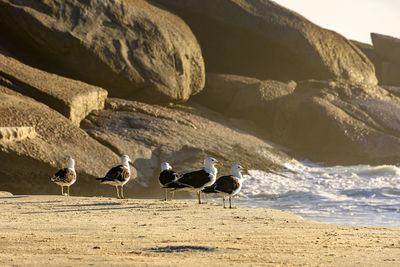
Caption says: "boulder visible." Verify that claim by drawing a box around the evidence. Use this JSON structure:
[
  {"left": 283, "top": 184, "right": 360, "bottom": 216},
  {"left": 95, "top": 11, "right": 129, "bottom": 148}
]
[
  {"left": 81, "top": 98, "right": 292, "bottom": 198},
  {"left": 152, "top": 0, "right": 377, "bottom": 85},
  {"left": 351, "top": 40, "right": 383, "bottom": 81},
  {"left": 0, "top": 50, "right": 107, "bottom": 125},
  {"left": 268, "top": 80, "right": 400, "bottom": 164},
  {"left": 0, "top": 84, "right": 120, "bottom": 196},
  {"left": 0, "top": 0, "right": 205, "bottom": 102},
  {"left": 380, "top": 61, "right": 400, "bottom": 87},
  {"left": 353, "top": 37, "right": 400, "bottom": 87},
  {"left": 371, "top": 33, "right": 400, "bottom": 66},
  {"left": 194, "top": 73, "right": 296, "bottom": 123}
]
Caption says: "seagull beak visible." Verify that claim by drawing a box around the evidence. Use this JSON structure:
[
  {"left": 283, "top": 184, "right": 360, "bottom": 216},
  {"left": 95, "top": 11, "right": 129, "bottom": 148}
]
[
  {"left": 216, "top": 162, "right": 223, "bottom": 166},
  {"left": 242, "top": 169, "right": 250, "bottom": 175}
]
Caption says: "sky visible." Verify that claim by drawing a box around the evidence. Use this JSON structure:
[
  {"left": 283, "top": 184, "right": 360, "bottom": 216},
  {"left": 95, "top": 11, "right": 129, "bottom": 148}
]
[{"left": 273, "top": 0, "right": 400, "bottom": 44}]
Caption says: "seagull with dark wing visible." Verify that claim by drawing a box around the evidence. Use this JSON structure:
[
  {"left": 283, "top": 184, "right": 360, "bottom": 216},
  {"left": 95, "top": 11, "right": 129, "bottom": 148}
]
[
  {"left": 158, "top": 162, "right": 180, "bottom": 201},
  {"left": 202, "top": 164, "right": 249, "bottom": 208},
  {"left": 51, "top": 157, "right": 77, "bottom": 196},
  {"left": 164, "top": 157, "right": 223, "bottom": 204},
  {"left": 96, "top": 155, "right": 132, "bottom": 199}
]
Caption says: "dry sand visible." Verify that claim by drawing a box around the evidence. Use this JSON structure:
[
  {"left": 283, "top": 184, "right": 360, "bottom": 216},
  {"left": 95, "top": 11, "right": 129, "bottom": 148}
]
[{"left": 0, "top": 193, "right": 399, "bottom": 266}]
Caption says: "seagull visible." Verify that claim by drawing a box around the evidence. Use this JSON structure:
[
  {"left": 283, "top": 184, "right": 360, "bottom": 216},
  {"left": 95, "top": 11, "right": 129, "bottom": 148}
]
[
  {"left": 158, "top": 162, "right": 180, "bottom": 201},
  {"left": 96, "top": 155, "right": 132, "bottom": 199},
  {"left": 164, "top": 157, "right": 223, "bottom": 204},
  {"left": 202, "top": 164, "right": 249, "bottom": 208},
  {"left": 51, "top": 157, "right": 77, "bottom": 196}
]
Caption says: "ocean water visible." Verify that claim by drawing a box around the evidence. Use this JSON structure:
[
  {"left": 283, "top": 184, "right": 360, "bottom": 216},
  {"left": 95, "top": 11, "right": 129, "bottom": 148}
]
[{"left": 231, "top": 160, "right": 400, "bottom": 228}]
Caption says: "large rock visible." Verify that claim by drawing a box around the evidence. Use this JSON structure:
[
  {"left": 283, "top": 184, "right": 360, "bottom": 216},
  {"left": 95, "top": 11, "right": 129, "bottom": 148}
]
[
  {"left": 81, "top": 98, "right": 292, "bottom": 198},
  {"left": 353, "top": 38, "right": 400, "bottom": 87},
  {"left": 152, "top": 0, "right": 377, "bottom": 85},
  {"left": 194, "top": 73, "right": 296, "bottom": 122},
  {"left": 0, "top": 50, "right": 107, "bottom": 125},
  {"left": 371, "top": 33, "right": 400, "bottom": 66},
  {"left": 269, "top": 80, "right": 400, "bottom": 164},
  {"left": 380, "top": 61, "right": 400, "bottom": 86},
  {"left": 0, "top": 84, "right": 120, "bottom": 196},
  {"left": 351, "top": 40, "right": 383, "bottom": 80},
  {"left": 0, "top": 0, "right": 205, "bottom": 102}
]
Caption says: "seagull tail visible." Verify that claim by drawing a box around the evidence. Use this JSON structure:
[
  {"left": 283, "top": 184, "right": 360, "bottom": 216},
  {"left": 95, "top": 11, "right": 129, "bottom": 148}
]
[
  {"left": 202, "top": 186, "right": 217, "bottom": 194},
  {"left": 163, "top": 181, "right": 190, "bottom": 189},
  {"left": 96, "top": 177, "right": 106, "bottom": 182}
]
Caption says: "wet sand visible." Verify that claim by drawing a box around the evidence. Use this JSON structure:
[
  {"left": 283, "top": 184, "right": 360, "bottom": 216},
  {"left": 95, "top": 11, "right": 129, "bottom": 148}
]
[{"left": 0, "top": 193, "right": 399, "bottom": 266}]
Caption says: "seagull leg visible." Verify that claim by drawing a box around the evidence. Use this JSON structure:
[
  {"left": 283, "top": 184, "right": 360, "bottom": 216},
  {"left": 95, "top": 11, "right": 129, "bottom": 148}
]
[
  {"left": 61, "top": 186, "right": 63, "bottom": 195},
  {"left": 197, "top": 191, "right": 201, "bottom": 204},
  {"left": 164, "top": 188, "right": 167, "bottom": 201},
  {"left": 223, "top": 197, "right": 226, "bottom": 208},
  {"left": 115, "top": 186, "right": 120, "bottom": 199},
  {"left": 67, "top": 186, "right": 70, "bottom": 196},
  {"left": 171, "top": 191, "right": 175, "bottom": 201},
  {"left": 120, "top": 186, "right": 124, "bottom": 199},
  {"left": 229, "top": 197, "right": 232, "bottom": 209}
]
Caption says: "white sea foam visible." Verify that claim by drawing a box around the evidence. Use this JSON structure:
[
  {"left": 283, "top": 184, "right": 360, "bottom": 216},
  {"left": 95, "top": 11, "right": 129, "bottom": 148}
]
[{"left": 234, "top": 160, "right": 400, "bottom": 227}]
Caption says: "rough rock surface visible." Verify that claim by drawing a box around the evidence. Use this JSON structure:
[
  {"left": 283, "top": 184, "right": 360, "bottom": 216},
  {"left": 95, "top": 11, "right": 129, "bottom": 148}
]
[
  {"left": 353, "top": 38, "right": 400, "bottom": 87},
  {"left": 351, "top": 40, "right": 383, "bottom": 81},
  {"left": 0, "top": 127, "right": 36, "bottom": 142},
  {"left": 81, "top": 98, "right": 292, "bottom": 197},
  {"left": 380, "top": 61, "right": 400, "bottom": 86},
  {"left": 152, "top": 0, "right": 377, "bottom": 85},
  {"left": 194, "top": 73, "right": 296, "bottom": 121},
  {"left": 0, "top": 0, "right": 205, "bottom": 102},
  {"left": 0, "top": 50, "right": 107, "bottom": 125},
  {"left": 268, "top": 80, "right": 400, "bottom": 164},
  {"left": 371, "top": 33, "right": 400, "bottom": 66},
  {"left": 0, "top": 85, "right": 120, "bottom": 196}
]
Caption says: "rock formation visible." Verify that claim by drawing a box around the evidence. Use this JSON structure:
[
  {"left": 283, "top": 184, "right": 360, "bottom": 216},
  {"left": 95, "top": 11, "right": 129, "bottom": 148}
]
[
  {"left": 268, "top": 80, "right": 400, "bottom": 164},
  {"left": 371, "top": 33, "right": 400, "bottom": 66},
  {"left": 353, "top": 34, "right": 400, "bottom": 87},
  {"left": 152, "top": 0, "right": 377, "bottom": 85},
  {"left": 194, "top": 73, "right": 296, "bottom": 121},
  {"left": 1, "top": 0, "right": 399, "bottom": 197},
  {"left": 0, "top": 0, "right": 205, "bottom": 102},
  {"left": 0, "top": 50, "right": 107, "bottom": 125}
]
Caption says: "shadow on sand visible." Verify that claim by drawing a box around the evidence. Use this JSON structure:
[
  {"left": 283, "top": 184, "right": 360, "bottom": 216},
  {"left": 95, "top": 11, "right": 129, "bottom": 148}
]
[
  {"left": 150, "top": 246, "right": 215, "bottom": 253},
  {"left": 0, "top": 195, "right": 28, "bottom": 199}
]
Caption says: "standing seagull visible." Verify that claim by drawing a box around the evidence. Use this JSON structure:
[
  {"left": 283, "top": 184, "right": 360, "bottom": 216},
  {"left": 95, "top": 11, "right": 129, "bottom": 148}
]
[
  {"left": 51, "top": 157, "right": 77, "bottom": 196},
  {"left": 96, "top": 155, "right": 132, "bottom": 199},
  {"left": 202, "top": 165, "right": 249, "bottom": 208},
  {"left": 164, "top": 157, "right": 223, "bottom": 204},
  {"left": 158, "top": 162, "right": 180, "bottom": 201}
]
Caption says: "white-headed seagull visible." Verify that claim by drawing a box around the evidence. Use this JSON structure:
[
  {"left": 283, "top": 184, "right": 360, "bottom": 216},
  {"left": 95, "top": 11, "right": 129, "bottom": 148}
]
[
  {"left": 164, "top": 157, "right": 223, "bottom": 204},
  {"left": 96, "top": 155, "right": 132, "bottom": 199},
  {"left": 202, "top": 164, "right": 249, "bottom": 208},
  {"left": 158, "top": 162, "right": 180, "bottom": 201},
  {"left": 51, "top": 157, "right": 77, "bottom": 196}
]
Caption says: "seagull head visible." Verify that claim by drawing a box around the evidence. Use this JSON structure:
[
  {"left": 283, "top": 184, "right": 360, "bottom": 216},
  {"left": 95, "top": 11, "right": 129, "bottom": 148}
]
[
  {"left": 66, "top": 156, "right": 75, "bottom": 169},
  {"left": 161, "top": 162, "right": 172, "bottom": 171},
  {"left": 121, "top": 155, "right": 132, "bottom": 164},
  {"left": 231, "top": 164, "right": 249, "bottom": 177},
  {"left": 204, "top": 157, "right": 223, "bottom": 168}
]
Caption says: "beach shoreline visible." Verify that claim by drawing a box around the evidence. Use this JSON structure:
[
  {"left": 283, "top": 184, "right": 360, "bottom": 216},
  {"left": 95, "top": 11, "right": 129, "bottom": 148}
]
[{"left": 0, "top": 194, "right": 399, "bottom": 266}]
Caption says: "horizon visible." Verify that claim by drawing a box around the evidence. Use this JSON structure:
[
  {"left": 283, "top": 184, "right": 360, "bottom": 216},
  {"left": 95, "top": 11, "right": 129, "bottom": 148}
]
[{"left": 273, "top": 0, "right": 400, "bottom": 44}]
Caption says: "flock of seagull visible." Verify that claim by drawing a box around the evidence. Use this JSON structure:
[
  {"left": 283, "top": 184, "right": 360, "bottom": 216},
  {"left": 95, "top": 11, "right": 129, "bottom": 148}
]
[{"left": 51, "top": 155, "right": 249, "bottom": 208}]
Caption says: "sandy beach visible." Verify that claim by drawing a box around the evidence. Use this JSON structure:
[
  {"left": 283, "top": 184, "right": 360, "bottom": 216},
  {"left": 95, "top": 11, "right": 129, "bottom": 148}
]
[{"left": 0, "top": 193, "right": 399, "bottom": 266}]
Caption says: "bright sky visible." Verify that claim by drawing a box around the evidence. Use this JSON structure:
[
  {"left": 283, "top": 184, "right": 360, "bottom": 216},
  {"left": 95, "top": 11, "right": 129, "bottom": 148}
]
[{"left": 273, "top": 0, "right": 400, "bottom": 44}]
